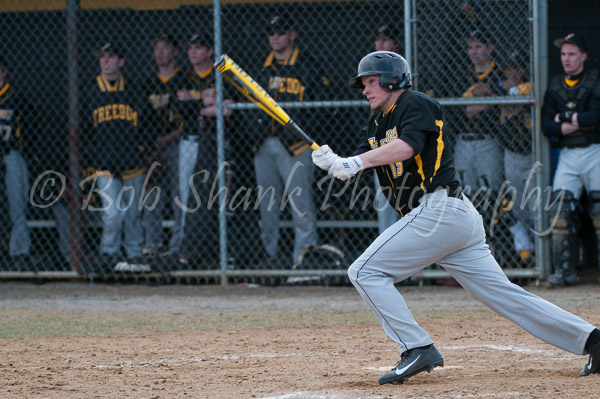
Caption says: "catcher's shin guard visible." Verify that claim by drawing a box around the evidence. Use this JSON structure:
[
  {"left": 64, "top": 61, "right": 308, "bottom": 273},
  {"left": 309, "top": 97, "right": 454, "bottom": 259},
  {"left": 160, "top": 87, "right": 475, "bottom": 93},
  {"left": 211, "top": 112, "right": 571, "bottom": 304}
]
[
  {"left": 548, "top": 190, "right": 579, "bottom": 286},
  {"left": 589, "top": 190, "right": 600, "bottom": 275}
]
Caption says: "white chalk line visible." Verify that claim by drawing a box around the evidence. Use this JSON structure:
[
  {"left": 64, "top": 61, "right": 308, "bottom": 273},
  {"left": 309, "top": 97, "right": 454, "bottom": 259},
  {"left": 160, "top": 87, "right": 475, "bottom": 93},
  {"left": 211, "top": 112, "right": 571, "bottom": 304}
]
[
  {"left": 93, "top": 344, "right": 579, "bottom": 369},
  {"left": 93, "top": 350, "right": 361, "bottom": 369}
]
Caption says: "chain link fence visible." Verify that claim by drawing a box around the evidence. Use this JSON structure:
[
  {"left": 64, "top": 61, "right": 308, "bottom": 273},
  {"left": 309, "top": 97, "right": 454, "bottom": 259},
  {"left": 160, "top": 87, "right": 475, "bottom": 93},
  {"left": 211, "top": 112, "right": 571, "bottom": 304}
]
[{"left": 0, "top": 0, "right": 545, "bottom": 284}]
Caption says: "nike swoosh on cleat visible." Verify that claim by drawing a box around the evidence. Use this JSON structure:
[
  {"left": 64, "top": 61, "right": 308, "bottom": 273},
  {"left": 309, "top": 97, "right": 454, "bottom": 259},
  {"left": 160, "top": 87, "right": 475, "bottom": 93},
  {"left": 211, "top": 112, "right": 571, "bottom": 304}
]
[{"left": 395, "top": 355, "right": 420, "bottom": 375}]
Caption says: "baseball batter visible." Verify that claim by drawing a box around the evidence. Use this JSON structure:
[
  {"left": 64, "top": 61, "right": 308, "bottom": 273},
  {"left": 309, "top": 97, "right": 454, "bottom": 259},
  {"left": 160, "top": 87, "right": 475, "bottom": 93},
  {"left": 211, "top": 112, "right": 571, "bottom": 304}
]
[{"left": 312, "top": 51, "right": 600, "bottom": 384}]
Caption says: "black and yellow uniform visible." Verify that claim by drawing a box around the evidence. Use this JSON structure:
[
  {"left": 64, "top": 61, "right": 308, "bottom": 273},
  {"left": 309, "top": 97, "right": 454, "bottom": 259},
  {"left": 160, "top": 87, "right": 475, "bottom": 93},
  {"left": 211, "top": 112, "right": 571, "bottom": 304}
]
[
  {"left": 256, "top": 45, "right": 331, "bottom": 156},
  {"left": 82, "top": 74, "right": 150, "bottom": 178},
  {"left": 142, "top": 68, "right": 189, "bottom": 251},
  {"left": 353, "top": 91, "right": 459, "bottom": 216},
  {"left": 461, "top": 60, "right": 505, "bottom": 134},
  {"left": 171, "top": 64, "right": 222, "bottom": 264},
  {"left": 542, "top": 68, "right": 600, "bottom": 148},
  {"left": 174, "top": 64, "right": 219, "bottom": 166},
  {"left": 0, "top": 82, "right": 24, "bottom": 154},
  {"left": 500, "top": 82, "right": 532, "bottom": 154},
  {"left": 145, "top": 68, "right": 188, "bottom": 144},
  {"left": 0, "top": 80, "right": 31, "bottom": 258}
]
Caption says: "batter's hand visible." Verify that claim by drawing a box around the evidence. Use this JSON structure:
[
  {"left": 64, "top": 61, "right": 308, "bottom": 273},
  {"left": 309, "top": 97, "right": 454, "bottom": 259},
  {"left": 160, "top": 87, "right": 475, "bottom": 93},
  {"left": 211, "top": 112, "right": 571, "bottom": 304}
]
[
  {"left": 328, "top": 156, "right": 364, "bottom": 181},
  {"left": 311, "top": 145, "right": 338, "bottom": 171}
]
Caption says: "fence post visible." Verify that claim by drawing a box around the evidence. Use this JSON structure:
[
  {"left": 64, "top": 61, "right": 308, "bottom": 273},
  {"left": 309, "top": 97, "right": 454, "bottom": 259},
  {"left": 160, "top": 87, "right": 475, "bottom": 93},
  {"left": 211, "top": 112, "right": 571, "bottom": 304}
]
[
  {"left": 67, "top": 0, "right": 84, "bottom": 274},
  {"left": 533, "top": 0, "right": 552, "bottom": 279},
  {"left": 213, "top": 0, "right": 228, "bottom": 285}
]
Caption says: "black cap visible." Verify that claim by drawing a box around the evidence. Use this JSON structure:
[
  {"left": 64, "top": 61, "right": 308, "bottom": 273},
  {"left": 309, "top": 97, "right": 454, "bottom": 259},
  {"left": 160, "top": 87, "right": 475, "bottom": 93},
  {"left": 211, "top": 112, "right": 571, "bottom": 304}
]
[
  {"left": 554, "top": 33, "right": 588, "bottom": 53},
  {"left": 267, "top": 15, "right": 292, "bottom": 35},
  {"left": 0, "top": 57, "right": 7, "bottom": 68},
  {"left": 465, "top": 29, "right": 491, "bottom": 45},
  {"left": 371, "top": 24, "right": 401, "bottom": 41},
  {"left": 94, "top": 42, "right": 125, "bottom": 58},
  {"left": 153, "top": 33, "right": 178, "bottom": 48},
  {"left": 505, "top": 49, "right": 527, "bottom": 67},
  {"left": 186, "top": 33, "right": 212, "bottom": 49}
]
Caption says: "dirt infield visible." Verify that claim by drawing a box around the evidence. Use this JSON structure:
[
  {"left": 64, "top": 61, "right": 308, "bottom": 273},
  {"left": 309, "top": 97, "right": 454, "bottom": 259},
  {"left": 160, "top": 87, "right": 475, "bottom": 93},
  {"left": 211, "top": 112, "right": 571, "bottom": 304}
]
[{"left": 1, "top": 281, "right": 599, "bottom": 398}]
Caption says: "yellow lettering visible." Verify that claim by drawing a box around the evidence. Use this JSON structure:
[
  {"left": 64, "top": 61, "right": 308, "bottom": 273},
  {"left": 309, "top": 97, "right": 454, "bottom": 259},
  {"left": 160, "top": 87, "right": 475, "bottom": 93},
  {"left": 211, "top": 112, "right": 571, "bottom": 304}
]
[
  {"left": 98, "top": 107, "right": 105, "bottom": 124},
  {"left": 119, "top": 104, "right": 126, "bottom": 120}
]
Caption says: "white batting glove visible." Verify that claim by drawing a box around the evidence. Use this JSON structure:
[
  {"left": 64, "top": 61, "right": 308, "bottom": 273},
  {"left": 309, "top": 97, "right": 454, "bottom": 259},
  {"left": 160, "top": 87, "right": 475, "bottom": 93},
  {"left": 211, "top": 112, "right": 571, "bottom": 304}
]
[
  {"left": 311, "top": 145, "right": 338, "bottom": 171},
  {"left": 328, "top": 156, "right": 364, "bottom": 181}
]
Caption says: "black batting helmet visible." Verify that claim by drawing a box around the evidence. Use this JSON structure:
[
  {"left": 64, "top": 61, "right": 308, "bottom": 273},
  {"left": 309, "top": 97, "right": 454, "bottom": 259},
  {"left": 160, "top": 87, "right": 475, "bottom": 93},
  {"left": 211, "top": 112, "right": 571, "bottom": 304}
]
[{"left": 348, "top": 51, "right": 411, "bottom": 91}]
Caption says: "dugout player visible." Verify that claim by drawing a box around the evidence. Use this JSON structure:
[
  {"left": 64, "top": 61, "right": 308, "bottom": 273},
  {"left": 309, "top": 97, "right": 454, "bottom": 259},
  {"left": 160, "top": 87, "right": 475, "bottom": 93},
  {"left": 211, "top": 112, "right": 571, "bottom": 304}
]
[
  {"left": 172, "top": 33, "right": 233, "bottom": 266},
  {"left": 252, "top": 15, "right": 331, "bottom": 265},
  {"left": 542, "top": 33, "right": 600, "bottom": 286},
  {"left": 83, "top": 42, "right": 151, "bottom": 262},
  {"left": 312, "top": 51, "right": 600, "bottom": 384},
  {"left": 499, "top": 50, "right": 535, "bottom": 263},
  {"left": 455, "top": 29, "right": 504, "bottom": 195},
  {"left": 0, "top": 57, "right": 32, "bottom": 269},
  {"left": 141, "top": 33, "right": 188, "bottom": 260}
]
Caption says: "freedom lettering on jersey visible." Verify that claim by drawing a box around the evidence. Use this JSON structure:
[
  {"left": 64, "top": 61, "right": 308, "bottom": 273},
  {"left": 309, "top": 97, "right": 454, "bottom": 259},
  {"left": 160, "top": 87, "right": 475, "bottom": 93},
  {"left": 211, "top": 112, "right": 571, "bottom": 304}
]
[
  {"left": 268, "top": 76, "right": 306, "bottom": 100},
  {"left": 368, "top": 125, "right": 403, "bottom": 178},
  {"left": 187, "top": 88, "right": 217, "bottom": 101},
  {"left": 93, "top": 103, "right": 138, "bottom": 127},
  {"left": 148, "top": 93, "right": 170, "bottom": 110}
]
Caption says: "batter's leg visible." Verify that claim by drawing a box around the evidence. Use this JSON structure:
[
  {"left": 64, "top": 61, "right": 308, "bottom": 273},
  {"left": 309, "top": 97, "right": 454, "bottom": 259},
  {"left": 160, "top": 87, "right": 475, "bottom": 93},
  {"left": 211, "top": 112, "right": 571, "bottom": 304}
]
[
  {"left": 439, "top": 195, "right": 595, "bottom": 355},
  {"left": 348, "top": 190, "right": 473, "bottom": 351}
]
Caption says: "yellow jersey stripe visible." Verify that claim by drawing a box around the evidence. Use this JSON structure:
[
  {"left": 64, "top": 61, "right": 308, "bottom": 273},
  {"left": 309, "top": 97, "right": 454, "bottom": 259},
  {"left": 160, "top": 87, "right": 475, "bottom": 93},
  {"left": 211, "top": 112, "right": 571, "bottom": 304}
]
[{"left": 431, "top": 119, "right": 445, "bottom": 182}]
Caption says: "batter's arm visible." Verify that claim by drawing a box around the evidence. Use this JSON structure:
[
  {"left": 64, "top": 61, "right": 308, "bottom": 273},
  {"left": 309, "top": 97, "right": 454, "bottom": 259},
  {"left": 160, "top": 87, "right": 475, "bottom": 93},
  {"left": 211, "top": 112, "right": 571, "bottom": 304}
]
[{"left": 358, "top": 138, "right": 415, "bottom": 169}]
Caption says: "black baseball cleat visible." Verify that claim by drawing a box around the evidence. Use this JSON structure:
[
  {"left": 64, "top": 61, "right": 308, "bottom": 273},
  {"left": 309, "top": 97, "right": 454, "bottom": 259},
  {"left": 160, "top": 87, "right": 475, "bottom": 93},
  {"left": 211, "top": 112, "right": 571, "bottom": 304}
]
[
  {"left": 378, "top": 344, "right": 444, "bottom": 385},
  {"left": 580, "top": 341, "right": 600, "bottom": 377}
]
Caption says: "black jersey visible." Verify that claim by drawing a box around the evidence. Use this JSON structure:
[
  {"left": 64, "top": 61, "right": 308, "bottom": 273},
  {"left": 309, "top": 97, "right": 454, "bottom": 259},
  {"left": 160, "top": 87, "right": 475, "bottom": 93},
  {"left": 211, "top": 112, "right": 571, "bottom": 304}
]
[
  {"left": 500, "top": 82, "right": 533, "bottom": 154},
  {"left": 542, "top": 69, "right": 600, "bottom": 148},
  {"left": 175, "top": 65, "right": 218, "bottom": 137},
  {"left": 82, "top": 74, "right": 150, "bottom": 177},
  {"left": 257, "top": 46, "right": 331, "bottom": 155},
  {"left": 460, "top": 60, "right": 505, "bottom": 134},
  {"left": 144, "top": 68, "right": 188, "bottom": 141},
  {"left": 353, "top": 91, "right": 459, "bottom": 216},
  {"left": 0, "top": 82, "right": 24, "bottom": 155}
]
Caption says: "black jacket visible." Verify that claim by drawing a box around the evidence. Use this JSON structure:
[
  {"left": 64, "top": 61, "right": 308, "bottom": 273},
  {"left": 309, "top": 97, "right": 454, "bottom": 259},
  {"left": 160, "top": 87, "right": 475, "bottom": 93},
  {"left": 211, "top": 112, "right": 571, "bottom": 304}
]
[
  {"left": 254, "top": 46, "right": 331, "bottom": 156},
  {"left": 82, "top": 74, "right": 151, "bottom": 178}
]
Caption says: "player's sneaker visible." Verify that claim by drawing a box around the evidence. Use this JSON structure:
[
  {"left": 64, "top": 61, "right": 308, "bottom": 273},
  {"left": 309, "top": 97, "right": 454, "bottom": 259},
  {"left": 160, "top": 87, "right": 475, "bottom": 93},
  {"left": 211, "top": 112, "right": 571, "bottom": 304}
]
[
  {"left": 378, "top": 344, "right": 444, "bottom": 385},
  {"left": 580, "top": 341, "right": 600, "bottom": 377}
]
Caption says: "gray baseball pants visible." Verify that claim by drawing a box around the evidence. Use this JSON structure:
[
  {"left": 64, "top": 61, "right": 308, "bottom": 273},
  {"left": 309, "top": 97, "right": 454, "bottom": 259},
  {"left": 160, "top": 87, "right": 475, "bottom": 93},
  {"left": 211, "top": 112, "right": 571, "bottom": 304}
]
[
  {"left": 4, "top": 150, "right": 31, "bottom": 257},
  {"left": 348, "top": 189, "right": 595, "bottom": 355},
  {"left": 552, "top": 143, "right": 600, "bottom": 199},
  {"left": 254, "top": 137, "right": 317, "bottom": 262}
]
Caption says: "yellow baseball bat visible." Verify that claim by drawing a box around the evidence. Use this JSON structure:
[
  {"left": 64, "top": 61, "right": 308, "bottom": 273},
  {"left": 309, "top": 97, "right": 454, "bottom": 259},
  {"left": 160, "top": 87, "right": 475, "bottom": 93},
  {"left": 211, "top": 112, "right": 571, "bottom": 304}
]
[{"left": 214, "top": 54, "right": 320, "bottom": 151}]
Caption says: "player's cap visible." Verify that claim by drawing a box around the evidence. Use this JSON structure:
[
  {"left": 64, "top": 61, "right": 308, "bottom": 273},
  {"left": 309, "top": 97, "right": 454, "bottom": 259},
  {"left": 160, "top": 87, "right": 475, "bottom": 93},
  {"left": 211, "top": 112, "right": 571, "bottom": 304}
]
[
  {"left": 554, "top": 33, "right": 588, "bottom": 53},
  {"left": 505, "top": 49, "right": 527, "bottom": 67},
  {"left": 0, "top": 57, "right": 7, "bottom": 68},
  {"left": 465, "top": 29, "right": 491, "bottom": 45},
  {"left": 186, "top": 33, "right": 212, "bottom": 49},
  {"left": 153, "top": 33, "right": 178, "bottom": 48},
  {"left": 371, "top": 24, "right": 400, "bottom": 41},
  {"left": 94, "top": 42, "right": 125, "bottom": 58},
  {"left": 267, "top": 14, "right": 292, "bottom": 35}
]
